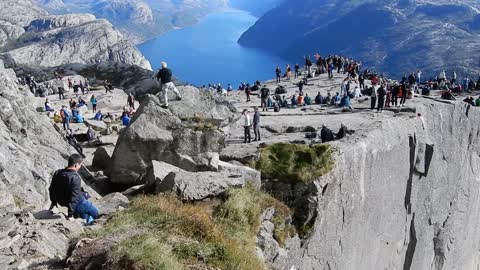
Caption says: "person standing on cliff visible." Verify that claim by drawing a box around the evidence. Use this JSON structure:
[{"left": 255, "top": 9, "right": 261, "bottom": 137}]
[
  {"left": 253, "top": 107, "right": 261, "bottom": 142},
  {"left": 275, "top": 66, "right": 282, "bottom": 83},
  {"left": 260, "top": 85, "right": 270, "bottom": 112},
  {"left": 294, "top": 63, "right": 300, "bottom": 78},
  {"left": 127, "top": 93, "right": 136, "bottom": 110},
  {"left": 243, "top": 109, "right": 252, "bottom": 144},
  {"left": 377, "top": 85, "right": 386, "bottom": 112},
  {"left": 156, "top": 62, "right": 182, "bottom": 108}
]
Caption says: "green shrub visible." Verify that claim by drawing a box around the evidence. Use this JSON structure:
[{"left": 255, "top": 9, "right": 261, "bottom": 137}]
[{"left": 256, "top": 143, "right": 334, "bottom": 183}]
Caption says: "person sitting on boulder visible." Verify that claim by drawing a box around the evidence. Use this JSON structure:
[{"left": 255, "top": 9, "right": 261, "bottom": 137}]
[
  {"left": 321, "top": 124, "right": 335, "bottom": 143},
  {"left": 86, "top": 126, "right": 96, "bottom": 144},
  {"left": 331, "top": 92, "right": 341, "bottom": 106},
  {"left": 120, "top": 112, "right": 130, "bottom": 126},
  {"left": 77, "top": 97, "right": 87, "bottom": 108},
  {"left": 69, "top": 98, "right": 77, "bottom": 110},
  {"left": 156, "top": 61, "right": 182, "bottom": 108},
  {"left": 49, "top": 154, "right": 98, "bottom": 225},
  {"left": 336, "top": 123, "right": 351, "bottom": 140},
  {"left": 304, "top": 93, "right": 312, "bottom": 105},
  {"left": 72, "top": 109, "right": 83, "bottom": 123},
  {"left": 94, "top": 110, "right": 104, "bottom": 121},
  {"left": 340, "top": 94, "right": 353, "bottom": 112},
  {"left": 44, "top": 98, "right": 54, "bottom": 112},
  {"left": 325, "top": 92, "right": 332, "bottom": 105}
]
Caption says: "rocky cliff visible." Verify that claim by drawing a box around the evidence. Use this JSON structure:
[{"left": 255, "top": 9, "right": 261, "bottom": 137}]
[
  {"left": 272, "top": 99, "right": 480, "bottom": 270},
  {"left": 239, "top": 0, "right": 480, "bottom": 78}
]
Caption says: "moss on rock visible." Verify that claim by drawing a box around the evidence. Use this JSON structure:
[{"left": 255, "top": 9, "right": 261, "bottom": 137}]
[{"left": 256, "top": 143, "right": 335, "bottom": 183}]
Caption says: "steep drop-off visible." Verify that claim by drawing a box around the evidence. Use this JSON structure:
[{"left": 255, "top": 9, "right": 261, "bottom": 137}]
[{"left": 281, "top": 99, "right": 480, "bottom": 269}]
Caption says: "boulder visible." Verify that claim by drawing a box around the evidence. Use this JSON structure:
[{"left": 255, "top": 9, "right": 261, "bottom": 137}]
[
  {"left": 84, "top": 119, "right": 108, "bottom": 132},
  {"left": 143, "top": 161, "right": 181, "bottom": 194},
  {"left": 108, "top": 92, "right": 237, "bottom": 186},
  {"left": 155, "top": 167, "right": 246, "bottom": 201},
  {"left": 92, "top": 146, "right": 114, "bottom": 170},
  {"left": 218, "top": 160, "right": 261, "bottom": 188},
  {"left": 95, "top": 193, "right": 129, "bottom": 215}
]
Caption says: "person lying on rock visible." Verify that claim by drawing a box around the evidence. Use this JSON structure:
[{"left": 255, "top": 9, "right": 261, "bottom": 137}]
[
  {"left": 156, "top": 61, "right": 182, "bottom": 108},
  {"left": 49, "top": 154, "right": 99, "bottom": 225}
]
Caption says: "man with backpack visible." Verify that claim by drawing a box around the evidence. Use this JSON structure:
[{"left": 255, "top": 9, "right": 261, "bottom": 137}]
[
  {"left": 49, "top": 154, "right": 98, "bottom": 225},
  {"left": 60, "top": 105, "right": 71, "bottom": 130},
  {"left": 275, "top": 66, "right": 282, "bottom": 83},
  {"left": 260, "top": 85, "right": 270, "bottom": 112}
]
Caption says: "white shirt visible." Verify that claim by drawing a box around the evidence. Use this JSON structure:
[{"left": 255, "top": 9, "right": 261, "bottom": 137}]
[{"left": 244, "top": 114, "right": 252, "bottom": 127}]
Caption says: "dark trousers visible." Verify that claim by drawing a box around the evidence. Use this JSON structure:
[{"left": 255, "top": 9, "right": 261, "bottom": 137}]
[
  {"left": 254, "top": 125, "right": 260, "bottom": 141},
  {"left": 276, "top": 75, "right": 281, "bottom": 83},
  {"left": 244, "top": 126, "right": 251, "bottom": 143},
  {"left": 328, "top": 70, "right": 333, "bottom": 78},
  {"left": 92, "top": 104, "right": 97, "bottom": 112},
  {"left": 401, "top": 93, "right": 407, "bottom": 104},
  {"left": 392, "top": 95, "right": 398, "bottom": 106},
  {"left": 59, "top": 92, "right": 65, "bottom": 100},
  {"left": 377, "top": 98, "right": 385, "bottom": 112},
  {"left": 359, "top": 81, "right": 364, "bottom": 89},
  {"left": 370, "top": 97, "right": 377, "bottom": 110}
]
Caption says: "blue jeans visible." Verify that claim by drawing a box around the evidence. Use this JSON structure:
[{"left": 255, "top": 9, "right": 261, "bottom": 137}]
[
  {"left": 75, "top": 198, "right": 99, "bottom": 221},
  {"left": 63, "top": 118, "right": 70, "bottom": 130}
]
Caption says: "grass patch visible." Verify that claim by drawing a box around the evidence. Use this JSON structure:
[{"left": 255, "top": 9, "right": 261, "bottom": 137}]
[
  {"left": 90, "top": 186, "right": 293, "bottom": 270},
  {"left": 256, "top": 143, "right": 334, "bottom": 183}
]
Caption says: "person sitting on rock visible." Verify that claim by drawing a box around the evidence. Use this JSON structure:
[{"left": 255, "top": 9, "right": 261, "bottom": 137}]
[
  {"left": 325, "top": 92, "right": 332, "bottom": 105},
  {"left": 156, "top": 61, "right": 182, "bottom": 108},
  {"left": 86, "top": 126, "right": 96, "bottom": 144},
  {"left": 120, "top": 112, "right": 130, "bottom": 126},
  {"left": 291, "top": 95, "right": 298, "bottom": 107},
  {"left": 72, "top": 109, "right": 83, "bottom": 123},
  {"left": 69, "top": 98, "right": 77, "bottom": 110},
  {"left": 332, "top": 92, "right": 341, "bottom": 106},
  {"left": 340, "top": 94, "right": 353, "bottom": 112},
  {"left": 315, "top": 92, "right": 324, "bottom": 104},
  {"left": 49, "top": 154, "right": 98, "bottom": 225},
  {"left": 77, "top": 97, "right": 87, "bottom": 108},
  {"left": 304, "top": 93, "right": 312, "bottom": 105},
  {"left": 463, "top": 96, "right": 475, "bottom": 106},
  {"left": 336, "top": 123, "right": 351, "bottom": 140},
  {"left": 44, "top": 98, "right": 54, "bottom": 112},
  {"left": 297, "top": 94, "right": 304, "bottom": 105},
  {"left": 321, "top": 124, "right": 335, "bottom": 143},
  {"left": 441, "top": 90, "right": 456, "bottom": 100}
]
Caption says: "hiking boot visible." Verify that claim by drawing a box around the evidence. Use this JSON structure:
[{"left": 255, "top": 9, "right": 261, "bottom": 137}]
[{"left": 162, "top": 104, "right": 169, "bottom": 109}]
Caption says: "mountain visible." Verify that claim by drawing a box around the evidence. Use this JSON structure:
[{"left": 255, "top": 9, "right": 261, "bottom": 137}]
[
  {"left": 239, "top": 0, "right": 480, "bottom": 79},
  {"left": 33, "top": 0, "right": 230, "bottom": 44}
]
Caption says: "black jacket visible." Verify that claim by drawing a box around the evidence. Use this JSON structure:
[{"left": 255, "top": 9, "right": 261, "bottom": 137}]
[
  {"left": 321, "top": 127, "right": 335, "bottom": 143},
  {"left": 156, "top": 68, "right": 173, "bottom": 84},
  {"left": 49, "top": 169, "right": 83, "bottom": 217}
]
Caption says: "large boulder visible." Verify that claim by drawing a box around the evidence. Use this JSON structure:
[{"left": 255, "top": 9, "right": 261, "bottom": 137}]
[
  {"left": 218, "top": 160, "right": 261, "bottom": 188},
  {"left": 108, "top": 91, "right": 238, "bottom": 186},
  {"left": 159, "top": 168, "right": 246, "bottom": 201},
  {"left": 95, "top": 193, "right": 129, "bottom": 215},
  {"left": 143, "top": 161, "right": 181, "bottom": 194},
  {"left": 84, "top": 119, "right": 108, "bottom": 132}
]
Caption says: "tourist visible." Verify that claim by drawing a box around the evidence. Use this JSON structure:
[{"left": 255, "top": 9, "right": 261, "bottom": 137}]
[
  {"left": 49, "top": 154, "right": 99, "bottom": 225},
  {"left": 370, "top": 86, "right": 377, "bottom": 111},
  {"left": 305, "top": 56, "right": 313, "bottom": 75},
  {"left": 94, "top": 110, "right": 104, "bottom": 121},
  {"left": 243, "top": 109, "right": 252, "bottom": 143},
  {"left": 325, "top": 92, "right": 332, "bottom": 104},
  {"left": 291, "top": 95, "right": 298, "bottom": 107},
  {"left": 439, "top": 70, "right": 447, "bottom": 82},
  {"left": 90, "top": 94, "right": 97, "bottom": 113},
  {"left": 463, "top": 77, "right": 471, "bottom": 93},
  {"left": 441, "top": 90, "right": 456, "bottom": 100},
  {"left": 227, "top": 84, "right": 233, "bottom": 92},
  {"left": 286, "top": 64, "right": 292, "bottom": 80},
  {"left": 358, "top": 73, "right": 365, "bottom": 90},
  {"left": 294, "top": 63, "right": 300, "bottom": 78},
  {"left": 260, "top": 85, "right": 270, "bottom": 112},
  {"left": 44, "top": 98, "right": 54, "bottom": 112},
  {"left": 339, "top": 94, "right": 353, "bottom": 111},
  {"left": 104, "top": 80, "right": 113, "bottom": 93},
  {"left": 58, "top": 86, "right": 66, "bottom": 100},
  {"left": 315, "top": 92, "right": 324, "bottom": 104},
  {"left": 67, "top": 78, "right": 73, "bottom": 90},
  {"left": 304, "top": 93, "right": 312, "bottom": 105},
  {"left": 275, "top": 66, "right": 282, "bottom": 83},
  {"left": 120, "top": 112, "right": 130, "bottom": 126},
  {"left": 127, "top": 93, "right": 135, "bottom": 110},
  {"left": 463, "top": 96, "right": 475, "bottom": 106},
  {"left": 79, "top": 81, "right": 85, "bottom": 95},
  {"left": 336, "top": 123, "right": 348, "bottom": 140},
  {"left": 353, "top": 86, "right": 362, "bottom": 99},
  {"left": 156, "top": 61, "right": 182, "bottom": 108},
  {"left": 391, "top": 84, "right": 399, "bottom": 107},
  {"left": 475, "top": 96, "right": 480, "bottom": 107},
  {"left": 297, "top": 94, "right": 304, "bottom": 105},
  {"left": 253, "top": 107, "right": 261, "bottom": 141},
  {"left": 60, "top": 105, "right": 71, "bottom": 130},
  {"left": 377, "top": 85, "right": 386, "bottom": 112},
  {"left": 298, "top": 80, "right": 305, "bottom": 95},
  {"left": 332, "top": 92, "right": 341, "bottom": 106},
  {"left": 245, "top": 87, "right": 251, "bottom": 102},
  {"left": 321, "top": 124, "right": 335, "bottom": 143},
  {"left": 417, "top": 70, "right": 422, "bottom": 84},
  {"left": 77, "top": 97, "right": 87, "bottom": 108},
  {"left": 400, "top": 84, "right": 408, "bottom": 106},
  {"left": 451, "top": 72, "right": 457, "bottom": 84},
  {"left": 86, "top": 126, "right": 96, "bottom": 144}
]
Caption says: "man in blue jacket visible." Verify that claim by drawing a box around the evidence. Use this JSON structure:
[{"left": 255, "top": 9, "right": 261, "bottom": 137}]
[{"left": 49, "top": 154, "right": 99, "bottom": 225}]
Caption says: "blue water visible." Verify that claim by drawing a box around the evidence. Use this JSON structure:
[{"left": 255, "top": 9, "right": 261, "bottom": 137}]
[{"left": 137, "top": 9, "right": 287, "bottom": 87}]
